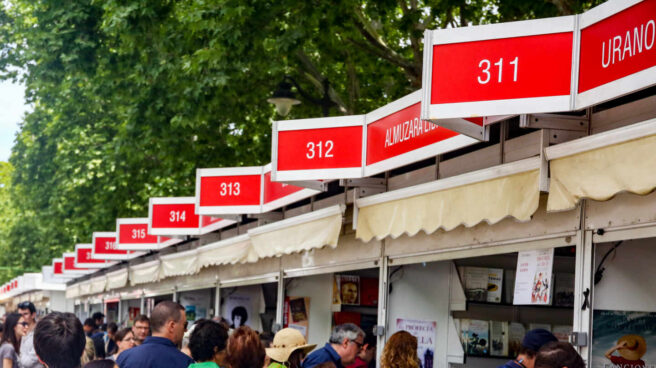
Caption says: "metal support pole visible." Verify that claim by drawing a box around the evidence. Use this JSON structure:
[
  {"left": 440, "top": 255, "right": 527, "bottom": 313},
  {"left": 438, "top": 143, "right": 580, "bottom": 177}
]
[
  {"left": 117, "top": 297, "right": 123, "bottom": 326},
  {"left": 275, "top": 269, "right": 285, "bottom": 330},
  {"left": 173, "top": 288, "right": 178, "bottom": 303},
  {"left": 573, "top": 229, "right": 594, "bottom": 363},
  {"left": 376, "top": 251, "right": 390, "bottom": 365},
  {"left": 214, "top": 283, "right": 221, "bottom": 318},
  {"left": 139, "top": 293, "right": 145, "bottom": 316}
]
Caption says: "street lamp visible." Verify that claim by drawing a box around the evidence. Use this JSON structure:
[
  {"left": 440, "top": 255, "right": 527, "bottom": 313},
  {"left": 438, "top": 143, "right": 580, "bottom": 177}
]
[{"left": 268, "top": 75, "right": 335, "bottom": 117}]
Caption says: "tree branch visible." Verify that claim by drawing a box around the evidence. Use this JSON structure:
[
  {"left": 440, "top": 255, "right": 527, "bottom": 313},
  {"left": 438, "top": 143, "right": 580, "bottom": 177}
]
[{"left": 294, "top": 50, "right": 348, "bottom": 114}]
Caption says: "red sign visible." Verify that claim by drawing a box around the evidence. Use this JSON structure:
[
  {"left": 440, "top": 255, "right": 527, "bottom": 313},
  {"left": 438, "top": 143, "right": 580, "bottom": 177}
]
[
  {"left": 91, "top": 232, "right": 136, "bottom": 260},
  {"left": 262, "top": 165, "right": 318, "bottom": 212},
  {"left": 272, "top": 116, "right": 365, "bottom": 181},
  {"left": 364, "top": 91, "right": 479, "bottom": 176},
  {"left": 196, "top": 167, "right": 262, "bottom": 215},
  {"left": 53, "top": 260, "right": 64, "bottom": 275},
  {"left": 116, "top": 218, "right": 159, "bottom": 251},
  {"left": 577, "top": 0, "right": 656, "bottom": 108},
  {"left": 63, "top": 253, "right": 90, "bottom": 274},
  {"left": 423, "top": 16, "right": 576, "bottom": 119},
  {"left": 149, "top": 197, "right": 235, "bottom": 236},
  {"left": 75, "top": 244, "right": 108, "bottom": 268}
]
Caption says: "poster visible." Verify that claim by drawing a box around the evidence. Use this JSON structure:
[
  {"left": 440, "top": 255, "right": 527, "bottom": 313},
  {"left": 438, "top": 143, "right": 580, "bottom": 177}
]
[
  {"left": 333, "top": 275, "right": 360, "bottom": 305},
  {"left": 513, "top": 249, "right": 554, "bottom": 305},
  {"left": 223, "top": 293, "right": 253, "bottom": 329},
  {"left": 179, "top": 290, "right": 210, "bottom": 322},
  {"left": 591, "top": 310, "right": 656, "bottom": 368},
  {"left": 284, "top": 297, "right": 310, "bottom": 340},
  {"left": 397, "top": 318, "right": 436, "bottom": 368}
]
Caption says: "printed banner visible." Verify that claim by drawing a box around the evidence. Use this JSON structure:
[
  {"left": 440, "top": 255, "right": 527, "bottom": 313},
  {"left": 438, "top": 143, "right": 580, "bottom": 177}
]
[
  {"left": 396, "top": 318, "right": 437, "bottom": 368},
  {"left": 592, "top": 309, "right": 656, "bottom": 368},
  {"left": 513, "top": 248, "right": 554, "bottom": 305}
]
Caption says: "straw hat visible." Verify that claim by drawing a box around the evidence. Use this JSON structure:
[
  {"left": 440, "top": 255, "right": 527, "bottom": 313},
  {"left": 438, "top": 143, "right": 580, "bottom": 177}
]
[
  {"left": 617, "top": 335, "right": 647, "bottom": 361},
  {"left": 266, "top": 328, "right": 317, "bottom": 363}
]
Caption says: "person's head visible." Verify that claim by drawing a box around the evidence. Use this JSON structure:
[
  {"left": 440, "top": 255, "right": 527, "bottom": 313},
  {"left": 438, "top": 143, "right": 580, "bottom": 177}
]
[
  {"left": 266, "top": 328, "right": 317, "bottom": 368},
  {"left": 328, "top": 323, "right": 365, "bottom": 365},
  {"left": 226, "top": 326, "right": 265, "bottom": 368},
  {"left": 83, "top": 318, "right": 96, "bottom": 334},
  {"left": 150, "top": 301, "right": 187, "bottom": 345},
  {"left": 82, "top": 360, "right": 115, "bottom": 368},
  {"left": 17, "top": 301, "right": 37, "bottom": 326},
  {"left": 34, "top": 312, "right": 86, "bottom": 368},
  {"left": 0, "top": 312, "right": 26, "bottom": 351},
  {"left": 113, "top": 328, "right": 135, "bottom": 355},
  {"left": 518, "top": 329, "right": 559, "bottom": 368},
  {"left": 91, "top": 312, "right": 104, "bottom": 327},
  {"left": 535, "top": 342, "right": 584, "bottom": 368},
  {"left": 131, "top": 315, "right": 150, "bottom": 344},
  {"left": 380, "top": 331, "right": 420, "bottom": 368},
  {"left": 341, "top": 282, "right": 358, "bottom": 304},
  {"left": 106, "top": 322, "right": 118, "bottom": 338},
  {"left": 231, "top": 306, "right": 248, "bottom": 328},
  {"left": 189, "top": 319, "right": 229, "bottom": 364},
  {"left": 359, "top": 333, "right": 377, "bottom": 363}
]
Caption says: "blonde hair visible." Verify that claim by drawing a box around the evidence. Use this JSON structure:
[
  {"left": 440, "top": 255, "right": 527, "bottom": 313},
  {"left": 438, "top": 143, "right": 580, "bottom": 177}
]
[{"left": 381, "top": 331, "right": 421, "bottom": 368}]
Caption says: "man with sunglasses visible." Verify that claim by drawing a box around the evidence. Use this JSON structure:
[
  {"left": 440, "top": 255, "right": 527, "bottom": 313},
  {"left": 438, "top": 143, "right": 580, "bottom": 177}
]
[
  {"left": 17, "top": 301, "right": 43, "bottom": 368},
  {"left": 117, "top": 301, "right": 193, "bottom": 368},
  {"left": 302, "top": 323, "right": 365, "bottom": 368}
]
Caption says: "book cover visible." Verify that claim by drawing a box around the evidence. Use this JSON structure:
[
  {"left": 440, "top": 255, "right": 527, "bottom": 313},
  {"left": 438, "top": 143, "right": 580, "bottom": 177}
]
[
  {"left": 333, "top": 275, "right": 360, "bottom": 305},
  {"left": 465, "top": 319, "right": 489, "bottom": 356},
  {"left": 458, "top": 318, "right": 470, "bottom": 353},
  {"left": 504, "top": 269, "right": 516, "bottom": 304},
  {"left": 487, "top": 268, "right": 504, "bottom": 303},
  {"left": 552, "top": 325, "right": 572, "bottom": 343},
  {"left": 490, "top": 320, "right": 509, "bottom": 357},
  {"left": 554, "top": 273, "right": 575, "bottom": 307},
  {"left": 463, "top": 267, "right": 489, "bottom": 302},
  {"left": 508, "top": 322, "right": 526, "bottom": 357}
]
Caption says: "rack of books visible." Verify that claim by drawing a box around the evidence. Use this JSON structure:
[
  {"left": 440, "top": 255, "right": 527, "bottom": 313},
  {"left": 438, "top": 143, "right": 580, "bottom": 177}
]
[{"left": 331, "top": 272, "right": 379, "bottom": 335}]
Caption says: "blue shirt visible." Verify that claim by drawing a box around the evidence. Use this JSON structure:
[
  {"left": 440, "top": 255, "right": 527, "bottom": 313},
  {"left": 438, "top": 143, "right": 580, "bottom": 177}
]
[
  {"left": 116, "top": 336, "right": 194, "bottom": 368},
  {"left": 301, "top": 343, "right": 344, "bottom": 368},
  {"left": 498, "top": 360, "right": 526, "bottom": 368}
]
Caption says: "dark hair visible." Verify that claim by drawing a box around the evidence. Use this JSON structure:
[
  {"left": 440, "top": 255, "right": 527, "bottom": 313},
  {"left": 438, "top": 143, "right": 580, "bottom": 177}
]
[
  {"left": 83, "top": 360, "right": 115, "bottom": 368},
  {"left": 34, "top": 312, "right": 86, "bottom": 368},
  {"left": 226, "top": 326, "right": 265, "bottom": 368},
  {"left": 134, "top": 314, "right": 150, "bottom": 325},
  {"left": 17, "top": 301, "right": 36, "bottom": 314},
  {"left": 107, "top": 322, "right": 118, "bottom": 335},
  {"left": 92, "top": 312, "right": 104, "bottom": 321},
  {"left": 231, "top": 306, "right": 248, "bottom": 325},
  {"left": 113, "top": 328, "right": 133, "bottom": 343},
  {"left": 0, "top": 312, "right": 22, "bottom": 352},
  {"left": 150, "top": 301, "right": 184, "bottom": 333},
  {"left": 83, "top": 318, "right": 96, "bottom": 328},
  {"left": 519, "top": 345, "right": 538, "bottom": 359},
  {"left": 189, "top": 319, "right": 229, "bottom": 362},
  {"left": 535, "top": 341, "right": 585, "bottom": 368}
]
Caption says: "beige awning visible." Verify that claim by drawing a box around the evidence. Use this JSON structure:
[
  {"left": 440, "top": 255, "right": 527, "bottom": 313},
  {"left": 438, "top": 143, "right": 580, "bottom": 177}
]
[
  {"left": 78, "top": 281, "right": 92, "bottom": 296},
  {"left": 198, "top": 234, "right": 257, "bottom": 269},
  {"left": 106, "top": 268, "right": 128, "bottom": 290},
  {"left": 356, "top": 158, "right": 541, "bottom": 242},
  {"left": 129, "top": 260, "right": 161, "bottom": 286},
  {"left": 65, "top": 284, "right": 79, "bottom": 299},
  {"left": 248, "top": 204, "right": 345, "bottom": 258},
  {"left": 160, "top": 249, "right": 199, "bottom": 278},
  {"left": 89, "top": 276, "right": 107, "bottom": 294},
  {"left": 546, "top": 118, "right": 656, "bottom": 212}
]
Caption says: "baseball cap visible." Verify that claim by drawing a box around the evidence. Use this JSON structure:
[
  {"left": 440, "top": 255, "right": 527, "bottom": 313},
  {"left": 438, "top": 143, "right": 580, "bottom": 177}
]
[{"left": 522, "top": 329, "right": 558, "bottom": 351}]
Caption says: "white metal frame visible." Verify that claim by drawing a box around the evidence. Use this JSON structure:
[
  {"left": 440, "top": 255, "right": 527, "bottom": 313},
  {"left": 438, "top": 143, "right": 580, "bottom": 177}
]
[
  {"left": 576, "top": 0, "right": 655, "bottom": 109},
  {"left": 116, "top": 218, "right": 160, "bottom": 251},
  {"left": 421, "top": 16, "right": 577, "bottom": 120},
  {"left": 363, "top": 90, "right": 480, "bottom": 176},
  {"left": 261, "top": 163, "right": 319, "bottom": 212},
  {"left": 149, "top": 197, "right": 235, "bottom": 236},
  {"left": 62, "top": 253, "right": 93, "bottom": 276},
  {"left": 75, "top": 244, "right": 114, "bottom": 268},
  {"left": 272, "top": 115, "right": 366, "bottom": 181},
  {"left": 91, "top": 231, "right": 138, "bottom": 261},
  {"left": 196, "top": 166, "right": 264, "bottom": 215}
]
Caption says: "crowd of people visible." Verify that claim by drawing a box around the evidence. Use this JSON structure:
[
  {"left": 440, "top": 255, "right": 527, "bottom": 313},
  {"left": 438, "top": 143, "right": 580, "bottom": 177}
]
[{"left": 0, "top": 301, "right": 587, "bottom": 368}]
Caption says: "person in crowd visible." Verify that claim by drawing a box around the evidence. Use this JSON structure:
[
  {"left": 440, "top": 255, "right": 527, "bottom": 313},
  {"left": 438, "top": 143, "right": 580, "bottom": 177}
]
[
  {"left": 82, "top": 360, "right": 115, "bottom": 368},
  {"left": 265, "top": 328, "right": 316, "bottom": 368},
  {"left": 535, "top": 341, "right": 585, "bottom": 368},
  {"left": 81, "top": 335, "right": 97, "bottom": 366},
  {"left": 302, "top": 323, "right": 365, "bottom": 368},
  {"left": 230, "top": 307, "right": 248, "bottom": 329},
  {"left": 116, "top": 301, "right": 193, "bottom": 368},
  {"left": 107, "top": 328, "right": 135, "bottom": 361},
  {"left": 104, "top": 323, "right": 118, "bottom": 360},
  {"left": 87, "top": 314, "right": 106, "bottom": 359},
  {"left": 498, "top": 329, "right": 558, "bottom": 368},
  {"left": 225, "top": 326, "right": 265, "bottom": 368},
  {"left": 187, "top": 319, "right": 229, "bottom": 368},
  {"left": 379, "top": 331, "right": 420, "bottom": 368},
  {"left": 17, "top": 301, "right": 42, "bottom": 368},
  {"left": 0, "top": 322, "right": 4, "bottom": 341},
  {"left": 92, "top": 313, "right": 104, "bottom": 330},
  {"left": 346, "top": 334, "right": 376, "bottom": 368},
  {"left": 82, "top": 319, "right": 96, "bottom": 337},
  {"left": 0, "top": 313, "right": 26, "bottom": 368},
  {"left": 131, "top": 315, "right": 150, "bottom": 346},
  {"left": 33, "top": 312, "right": 86, "bottom": 368}
]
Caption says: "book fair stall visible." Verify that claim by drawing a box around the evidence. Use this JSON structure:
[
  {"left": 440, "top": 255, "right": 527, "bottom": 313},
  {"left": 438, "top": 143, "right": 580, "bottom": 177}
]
[{"left": 2, "top": 0, "right": 656, "bottom": 368}]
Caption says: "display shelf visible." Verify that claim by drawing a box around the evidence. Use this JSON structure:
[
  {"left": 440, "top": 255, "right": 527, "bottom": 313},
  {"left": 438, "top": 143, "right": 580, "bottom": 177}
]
[{"left": 465, "top": 300, "right": 574, "bottom": 310}]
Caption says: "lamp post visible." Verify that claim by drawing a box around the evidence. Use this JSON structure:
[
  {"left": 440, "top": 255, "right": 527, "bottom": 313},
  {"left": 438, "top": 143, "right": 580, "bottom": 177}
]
[{"left": 268, "top": 75, "right": 335, "bottom": 117}]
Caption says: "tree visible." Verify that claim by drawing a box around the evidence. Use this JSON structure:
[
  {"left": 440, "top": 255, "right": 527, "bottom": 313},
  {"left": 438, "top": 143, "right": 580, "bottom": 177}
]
[{"left": 0, "top": 0, "right": 604, "bottom": 276}]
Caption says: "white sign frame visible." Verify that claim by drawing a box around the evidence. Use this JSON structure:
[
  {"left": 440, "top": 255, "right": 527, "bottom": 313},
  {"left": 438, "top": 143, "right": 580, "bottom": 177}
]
[
  {"left": 272, "top": 115, "right": 366, "bottom": 181},
  {"left": 575, "top": 0, "right": 656, "bottom": 109},
  {"left": 261, "top": 163, "right": 319, "bottom": 212},
  {"left": 116, "top": 218, "right": 161, "bottom": 251},
  {"left": 91, "top": 231, "right": 141, "bottom": 261},
  {"left": 421, "top": 15, "right": 578, "bottom": 120},
  {"left": 62, "top": 253, "right": 93, "bottom": 275},
  {"left": 196, "top": 166, "right": 264, "bottom": 215},
  {"left": 75, "top": 243, "right": 114, "bottom": 268},
  {"left": 149, "top": 196, "right": 235, "bottom": 236},
  {"left": 363, "top": 90, "right": 479, "bottom": 176}
]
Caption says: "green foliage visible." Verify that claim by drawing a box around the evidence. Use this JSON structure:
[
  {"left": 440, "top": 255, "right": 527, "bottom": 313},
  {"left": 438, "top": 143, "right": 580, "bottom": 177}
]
[{"left": 0, "top": 0, "right": 603, "bottom": 279}]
